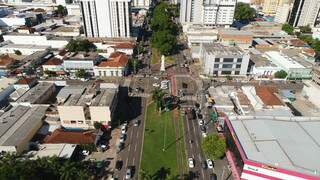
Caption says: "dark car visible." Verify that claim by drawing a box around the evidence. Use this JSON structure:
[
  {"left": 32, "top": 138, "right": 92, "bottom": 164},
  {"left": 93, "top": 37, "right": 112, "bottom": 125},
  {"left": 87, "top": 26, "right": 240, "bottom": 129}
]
[
  {"left": 191, "top": 109, "right": 197, "bottom": 120},
  {"left": 115, "top": 160, "right": 123, "bottom": 171},
  {"left": 200, "top": 125, "right": 206, "bottom": 133},
  {"left": 201, "top": 161, "right": 207, "bottom": 169},
  {"left": 210, "top": 173, "right": 217, "bottom": 180},
  {"left": 197, "top": 113, "right": 203, "bottom": 119}
]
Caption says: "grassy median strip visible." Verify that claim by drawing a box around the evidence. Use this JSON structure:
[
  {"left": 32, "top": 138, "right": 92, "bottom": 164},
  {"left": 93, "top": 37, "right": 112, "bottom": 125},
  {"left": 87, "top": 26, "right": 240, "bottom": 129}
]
[
  {"left": 141, "top": 103, "right": 178, "bottom": 177},
  {"left": 179, "top": 113, "right": 188, "bottom": 173}
]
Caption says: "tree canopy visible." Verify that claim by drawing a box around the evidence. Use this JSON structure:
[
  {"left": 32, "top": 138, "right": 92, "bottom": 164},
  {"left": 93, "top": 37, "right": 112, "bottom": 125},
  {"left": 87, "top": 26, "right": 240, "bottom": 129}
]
[
  {"left": 274, "top": 70, "right": 288, "bottom": 79},
  {"left": 0, "top": 153, "right": 93, "bottom": 180},
  {"left": 234, "top": 3, "right": 256, "bottom": 21},
  {"left": 201, "top": 133, "right": 226, "bottom": 159},
  {"left": 65, "top": 39, "right": 96, "bottom": 52},
  {"left": 299, "top": 25, "right": 312, "bottom": 33},
  {"left": 75, "top": 69, "right": 86, "bottom": 78},
  {"left": 282, "top": 23, "right": 294, "bottom": 35},
  {"left": 150, "top": 1, "right": 178, "bottom": 56},
  {"left": 152, "top": 88, "right": 166, "bottom": 112}
]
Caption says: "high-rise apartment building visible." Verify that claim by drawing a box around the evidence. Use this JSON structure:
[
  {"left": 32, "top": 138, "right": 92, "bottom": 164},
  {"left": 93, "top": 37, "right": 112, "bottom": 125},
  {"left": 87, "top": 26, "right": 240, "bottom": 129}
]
[
  {"left": 180, "top": 0, "right": 236, "bottom": 26},
  {"left": 131, "top": 0, "right": 151, "bottom": 8},
  {"left": 274, "top": 4, "right": 291, "bottom": 23},
  {"left": 80, "top": 0, "right": 131, "bottom": 38},
  {"left": 288, "top": 0, "right": 320, "bottom": 27}
]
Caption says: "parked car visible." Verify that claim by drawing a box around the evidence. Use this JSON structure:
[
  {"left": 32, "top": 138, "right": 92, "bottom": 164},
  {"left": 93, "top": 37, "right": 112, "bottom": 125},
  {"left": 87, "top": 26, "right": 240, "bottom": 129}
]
[
  {"left": 202, "top": 132, "right": 207, "bottom": 138},
  {"left": 116, "top": 143, "right": 124, "bottom": 153},
  {"left": 152, "top": 83, "right": 160, "bottom": 87},
  {"left": 188, "top": 158, "right": 194, "bottom": 168},
  {"left": 201, "top": 161, "right": 207, "bottom": 169},
  {"left": 133, "top": 119, "right": 139, "bottom": 127},
  {"left": 200, "top": 126, "right": 206, "bottom": 133},
  {"left": 197, "top": 113, "right": 203, "bottom": 119},
  {"left": 82, "top": 150, "right": 90, "bottom": 156},
  {"left": 115, "top": 160, "right": 123, "bottom": 170},
  {"left": 210, "top": 173, "right": 217, "bottom": 180},
  {"left": 120, "top": 134, "right": 126, "bottom": 143},
  {"left": 207, "top": 159, "right": 214, "bottom": 169},
  {"left": 198, "top": 120, "right": 204, "bottom": 126},
  {"left": 125, "top": 167, "right": 132, "bottom": 179},
  {"left": 121, "top": 126, "right": 126, "bottom": 134}
]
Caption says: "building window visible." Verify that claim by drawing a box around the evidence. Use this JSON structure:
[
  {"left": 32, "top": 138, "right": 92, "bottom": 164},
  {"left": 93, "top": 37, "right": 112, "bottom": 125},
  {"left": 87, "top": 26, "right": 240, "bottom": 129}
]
[
  {"left": 71, "top": 120, "right": 76, "bottom": 124},
  {"left": 223, "top": 58, "right": 234, "bottom": 63},
  {"left": 236, "top": 64, "right": 241, "bottom": 68},
  {"left": 222, "top": 64, "right": 233, "bottom": 69},
  {"left": 111, "top": 71, "right": 114, "bottom": 76},
  {"left": 99, "top": 71, "right": 101, "bottom": 76},
  {"left": 221, "top": 71, "right": 231, "bottom": 75},
  {"left": 215, "top": 58, "right": 220, "bottom": 62},
  {"left": 237, "top": 58, "right": 242, "bottom": 62},
  {"left": 103, "top": 71, "right": 106, "bottom": 76},
  {"left": 235, "top": 71, "right": 240, "bottom": 75},
  {"left": 214, "top": 64, "right": 219, "bottom": 68}
]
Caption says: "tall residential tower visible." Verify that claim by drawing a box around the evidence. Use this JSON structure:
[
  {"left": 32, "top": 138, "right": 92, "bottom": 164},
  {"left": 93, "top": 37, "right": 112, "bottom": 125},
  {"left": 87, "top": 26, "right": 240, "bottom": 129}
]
[
  {"left": 288, "top": 0, "right": 320, "bottom": 27},
  {"left": 80, "top": 0, "right": 131, "bottom": 37}
]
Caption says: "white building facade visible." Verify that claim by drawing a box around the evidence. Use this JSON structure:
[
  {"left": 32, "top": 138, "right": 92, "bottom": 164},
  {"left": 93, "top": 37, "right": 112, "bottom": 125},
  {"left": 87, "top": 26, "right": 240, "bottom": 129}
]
[
  {"left": 201, "top": 43, "right": 250, "bottom": 76},
  {"left": 180, "top": 0, "right": 236, "bottom": 27},
  {"left": 288, "top": 0, "right": 320, "bottom": 27},
  {"left": 274, "top": 4, "right": 291, "bottom": 24},
  {"left": 131, "top": 0, "right": 150, "bottom": 8},
  {"left": 80, "top": 0, "right": 131, "bottom": 38}
]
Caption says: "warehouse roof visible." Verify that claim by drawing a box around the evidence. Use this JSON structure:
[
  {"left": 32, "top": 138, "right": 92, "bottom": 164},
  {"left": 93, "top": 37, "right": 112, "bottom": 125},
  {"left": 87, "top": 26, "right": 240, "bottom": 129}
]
[
  {"left": 0, "top": 105, "right": 47, "bottom": 147},
  {"left": 228, "top": 116, "right": 320, "bottom": 176}
]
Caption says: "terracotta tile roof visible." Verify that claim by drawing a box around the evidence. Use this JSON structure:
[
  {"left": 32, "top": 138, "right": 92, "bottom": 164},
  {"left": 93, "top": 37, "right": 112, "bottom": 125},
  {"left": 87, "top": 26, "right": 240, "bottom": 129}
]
[
  {"left": 97, "top": 52, "right": 128, "bottom": 68},
  {"left": 255, "top": 86, "right": 283, "bottom": 106},
  {"left": 288, "top": 39, "right": 307, "bottom": 47},
  {"left": 113, "top": 43, "right": 134, "bottom": 49},
  {"left": 15, "top": 76, "right": 36, "bottom": 85},
  {"left": 44, "top": 57, "right": 63, "bottom": 66},
  {"left": 301, "top": 48, "right": 316, "bottom": 57},
  {"left": 0, "top": 55, "right": 14, "bottom": 67},
  {"left": 43, "top": 129, "right": 96, "bottom": 144}
]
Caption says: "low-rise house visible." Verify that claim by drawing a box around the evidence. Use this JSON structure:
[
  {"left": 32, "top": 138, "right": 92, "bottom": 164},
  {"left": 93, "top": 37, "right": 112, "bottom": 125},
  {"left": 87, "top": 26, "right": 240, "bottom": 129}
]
[
  {"left": 0, "top": 54, "right": 15, "bottom": 77},
  {"left": 0, "top": 43, "right": 50, "bottom": 55},
  {"left": 0, "top": 77, "right": 17, "bottom": 105},
  {"left": 63, "top": 52, "right": 100, "bottom": 75},
  {"left": 13, "top": 76, "right": 37, "bottom": 90},
  {"left": 28, "top": 143, "right": 77, "bottom": 159},
  {"left": 94, "top": 52, "right": 128, "bottom": 77},
  {"left": 42, "top": 57, "right": 64, "bottom": 73},
  {"left": 218, "top": 29, "right": 253, "bottom": 49},
  {"left": 200, "top": 43, "right": 250, "bottom": 76},
  {"left": 0, "top": 105, "right": 48, "bottom": 154},
  {"left": 264, "top": 51, "right": 312, "bottom": 79},
  {"left": 57, "top": 83, "right": 118, "bottom": 129}
]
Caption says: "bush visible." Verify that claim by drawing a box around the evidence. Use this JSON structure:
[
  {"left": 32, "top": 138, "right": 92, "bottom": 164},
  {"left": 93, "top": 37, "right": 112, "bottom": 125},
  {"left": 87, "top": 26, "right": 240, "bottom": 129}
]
[
  {"left": 14, "top": 50, "right": 22, "bottom": 56},
  {"left": 274, "top": 70, "right": 288, "bottom": 79},
  {"left": 282, "top": 24, "right": 294, "bottom": 35},
  {"left": 201, "top": 133, "right": 226, "bottom": 159}
]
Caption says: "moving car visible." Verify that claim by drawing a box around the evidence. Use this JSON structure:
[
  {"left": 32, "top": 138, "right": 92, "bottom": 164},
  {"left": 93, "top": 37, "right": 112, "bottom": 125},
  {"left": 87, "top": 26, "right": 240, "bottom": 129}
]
[
  {"left": 207, "top": 159, "right": 214, "bottom": 169},
  {"left": 188, "top": 158, "right": 194, "bottom": 168}
]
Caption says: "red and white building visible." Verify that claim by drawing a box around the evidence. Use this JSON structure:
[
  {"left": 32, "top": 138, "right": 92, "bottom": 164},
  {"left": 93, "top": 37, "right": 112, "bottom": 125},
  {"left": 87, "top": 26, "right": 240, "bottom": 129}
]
[{"left": 224, "top": 116, "right": 320, "bottom": 180}]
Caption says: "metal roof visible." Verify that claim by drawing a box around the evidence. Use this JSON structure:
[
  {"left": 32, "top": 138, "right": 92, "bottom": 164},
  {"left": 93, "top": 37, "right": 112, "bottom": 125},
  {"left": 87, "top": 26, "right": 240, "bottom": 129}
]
[{"left": 229, "top": 116, "right": 320, "bottom": 176}]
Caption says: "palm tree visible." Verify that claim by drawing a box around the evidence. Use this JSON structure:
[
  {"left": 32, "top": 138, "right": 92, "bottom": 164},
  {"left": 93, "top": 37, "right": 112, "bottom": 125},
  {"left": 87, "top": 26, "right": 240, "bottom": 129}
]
[{"left": 152, "top": 87, "right": 166, "bottom": 113}]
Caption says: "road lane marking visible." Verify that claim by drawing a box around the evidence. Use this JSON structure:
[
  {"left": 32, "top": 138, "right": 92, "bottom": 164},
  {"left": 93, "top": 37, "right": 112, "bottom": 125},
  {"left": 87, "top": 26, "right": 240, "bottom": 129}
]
[
  {"left": 201, "top": 169, "right": 205, "bottom": 180},
  {"left": 134, "top": 144, "right": 137, "bottom": 152},
  {"left": 125, "top": 158, "right": 128, "bottom": 168},
  {"left": 133, "top": 157, "right": 135, "bottom": 165},
  {"left": 128, "top": 143, "right": 131, "bottom": 152}
]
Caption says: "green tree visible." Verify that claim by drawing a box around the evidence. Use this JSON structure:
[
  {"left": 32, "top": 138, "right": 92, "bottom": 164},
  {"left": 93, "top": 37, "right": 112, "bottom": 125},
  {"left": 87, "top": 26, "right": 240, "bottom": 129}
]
[
  {"left": 57, "top": 5, "right": 66, "bottom": 17},
  {"left": 93, "top": 122, "right": 102, "bottom": 129},
  {"left": 282, "top": 23, "right": 294, "bottom": 35},
  {"left": 139, "top": 169, "right": 153, "bottom": 180},
  {"left": 151, "top": 30, "right": 177, "bottom": 55},
  {"left": 75, "top": 69, "right": 86, "bottom": 78},
  {"left": 128, "top": 58, "right": 140, "bottom": 74},
  {"left": 202, "top": 133, "right": 226, "bottom": 159},
  {"left": 299, "top": 25, "right": 312, "bottom": 33},
  {"left": 65, "top": 39, "right": 96, "bottom": 52},
  {"left": 14, "top": 50, "right": 22, "bottom": 55},
  {"left": 274, "top": 70, "right": 288, "bottom": 79},
  {"left": 152, "top": 87, "right": 166, "bottom": 112},
  {"left": 234, "top": 3, "right": 256, "bottom": 21}
]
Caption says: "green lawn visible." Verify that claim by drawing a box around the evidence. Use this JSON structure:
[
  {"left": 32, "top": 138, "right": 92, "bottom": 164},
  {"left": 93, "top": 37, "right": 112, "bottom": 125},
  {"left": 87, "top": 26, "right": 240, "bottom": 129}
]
[
  {"left": 151, "top": 48, "right": 160, "bottom": 65},
  {"left": 141, "top": 103, "right": 178, "bottom": 177}
]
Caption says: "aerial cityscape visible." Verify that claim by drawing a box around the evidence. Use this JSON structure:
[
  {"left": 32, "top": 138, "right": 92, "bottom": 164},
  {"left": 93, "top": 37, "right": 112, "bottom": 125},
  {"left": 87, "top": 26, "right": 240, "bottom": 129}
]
[{"left": 0, "top": 0, "right": 320, "bottom": 179}]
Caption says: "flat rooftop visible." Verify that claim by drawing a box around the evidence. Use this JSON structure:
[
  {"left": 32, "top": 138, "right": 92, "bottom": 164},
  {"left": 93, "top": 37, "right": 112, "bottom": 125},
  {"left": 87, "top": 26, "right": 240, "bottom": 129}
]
[
  {"left": 15, "top": 82, "right": 54, "bottom": 104},
  {"left": 28, "top": 143, "right": 77, "bottom": 159},
  {"left": 0, "top": 105, "right": 47, "bottom": 147},
  {"left": 265, "top": 51, "right": 305, "bottom": 69},
  {"left": 57, "top": 83, "right": 118, "bottom": 106},
  {"left": 0, "top": 43, "right": 50, "bottom": 49},
  {"left": 0, "top": 77, "right": 16, "bottom": 91},
  {"left": 219, "top": 29, "right": 253, "bottom": 36},
  {"left": 202, "top": 43, "right": 243, "bottom": 56},
  {"left": 229, "top": 116, "right": 320, "bottom": 176},
  {"left": 65, "top": 52, "right": 98, "bottom": 61},
  {"left": 250, "top": 53, "right": 277, "bottom": 67}
]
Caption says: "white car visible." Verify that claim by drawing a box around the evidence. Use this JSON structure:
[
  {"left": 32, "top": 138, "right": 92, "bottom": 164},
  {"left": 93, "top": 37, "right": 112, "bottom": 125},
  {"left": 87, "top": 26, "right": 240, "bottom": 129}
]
[
  {"left": 120, "top": 134, "right": 126, "bottom": 143},
  {"left": 207, "top": 159, "right": 214, "bottom": 169},
  {"left": 125, "top": 168, "right": 132, "bottom": 179},
  {"left": 160, "top": 84, "right": 168, "bottom": 90},
  {"left": 188, "top": 158, "right": 194, "bottom": 168},
  {"left": 82, "top": 150, "right": 90, "bottom": 156},
  {"left": 121, "top": 126, "right": 126, "bottom": 134},
  {"left": 154, "top": 76, "right": 159, "bottom": 80},
  {"left": 198, "top": 120, "right": 204, "bottom": 126},
  {"left": 153, "top": 83, "right": 160, "bottom": 87}
]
